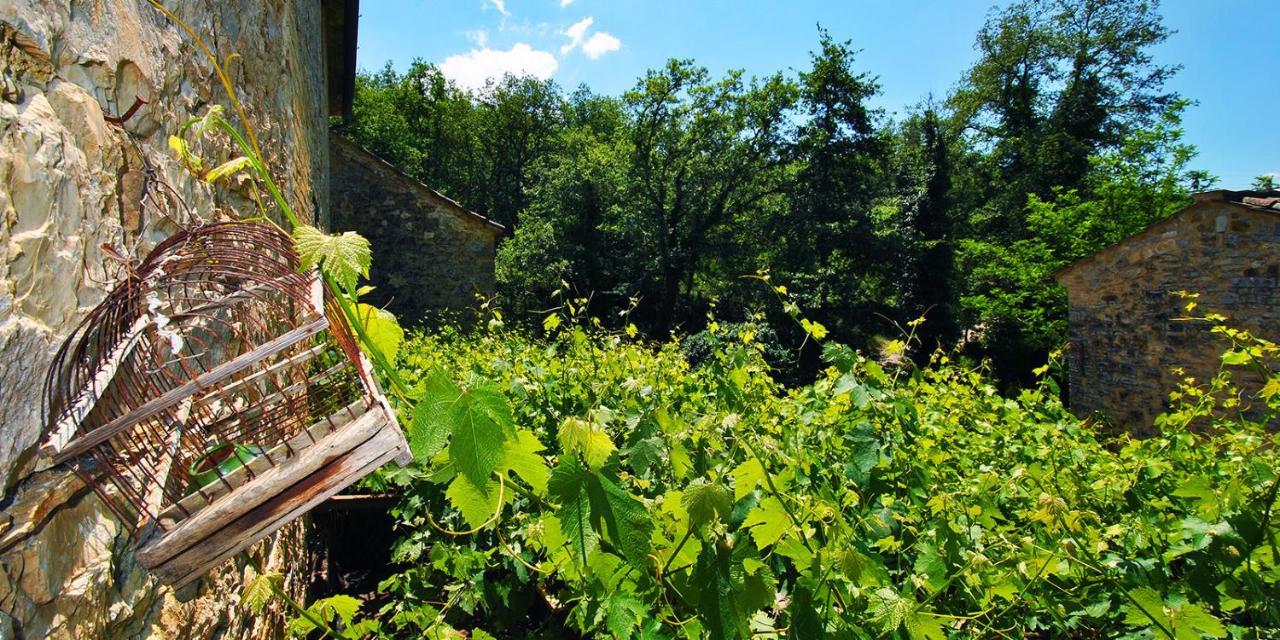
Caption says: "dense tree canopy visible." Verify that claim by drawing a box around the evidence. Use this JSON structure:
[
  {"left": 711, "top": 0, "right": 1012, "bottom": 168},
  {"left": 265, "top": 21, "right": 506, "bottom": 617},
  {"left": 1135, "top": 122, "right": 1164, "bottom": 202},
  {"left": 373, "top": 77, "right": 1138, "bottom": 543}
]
[{"left": 342, "top": 0, "right": 1210, "bottom": 383}]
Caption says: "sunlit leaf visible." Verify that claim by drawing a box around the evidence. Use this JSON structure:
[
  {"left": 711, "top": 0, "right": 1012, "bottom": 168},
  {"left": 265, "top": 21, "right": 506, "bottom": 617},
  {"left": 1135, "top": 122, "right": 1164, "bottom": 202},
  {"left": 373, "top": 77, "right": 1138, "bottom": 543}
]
[
  {"left": 241, "top": 571, "right": 282, "bottom": 615},
  {"left": 292, "top": 225, "right": 371, "bottom": 295},
  {"left": 500, "top": 429, "right": 551, "bottom": 496},
  {"left": 356, "top": 303, "right": 404, "bottom": 364},
  {"left": 449, "top": 383, "right": 515, "bottom": 489}
]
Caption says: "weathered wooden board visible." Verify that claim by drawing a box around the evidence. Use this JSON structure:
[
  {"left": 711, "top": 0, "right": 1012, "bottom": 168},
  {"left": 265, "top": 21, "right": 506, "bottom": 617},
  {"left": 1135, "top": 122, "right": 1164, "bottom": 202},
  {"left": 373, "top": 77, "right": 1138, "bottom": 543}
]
[
  {"left": 136, "top": 397, "right": 195, "bottom": 534},
  {"left": 154, "top": 423, "right": 410, "bottom": 586},
  {"left": 136, "top": 404, "right": 391, "bottom": 568},
  {"left": 154, "top": 398, "right": 370, "bottom": 525}
]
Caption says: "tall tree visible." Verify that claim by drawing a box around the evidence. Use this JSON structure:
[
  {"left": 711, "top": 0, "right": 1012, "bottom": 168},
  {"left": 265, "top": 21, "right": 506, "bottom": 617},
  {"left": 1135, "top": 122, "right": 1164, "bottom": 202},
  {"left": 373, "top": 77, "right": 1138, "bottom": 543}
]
[
  {"left": 780, "top": 30, "right": 890, "bottom": 341},
  {"left": 345, "top": 61, "right": 482, "bottom": 208},
  {"left": 950, "top": 0, "right": 1183, "bottom": 378},
  {"left": 473, "top": 75, "right": 566, "bottom": 227},
  {"left": 496, "top": 90, "right": 631, "bottom": 313},
  {"left": 951, "top": 0, "right": 1178, "bottom": 238},
  {"left": 894, "top": 105, "right": 957, "bottom": 349},
  {"left": 622, "top": 60, "right": 798, "bottom": 331}
]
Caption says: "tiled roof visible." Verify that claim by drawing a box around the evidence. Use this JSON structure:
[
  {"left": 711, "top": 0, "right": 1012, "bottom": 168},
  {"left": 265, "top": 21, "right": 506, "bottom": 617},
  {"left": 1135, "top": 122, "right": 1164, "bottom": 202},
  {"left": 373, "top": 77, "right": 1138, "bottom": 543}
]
[{"left": 1240, "top": 195, "right": 1280, "bottom": 211}]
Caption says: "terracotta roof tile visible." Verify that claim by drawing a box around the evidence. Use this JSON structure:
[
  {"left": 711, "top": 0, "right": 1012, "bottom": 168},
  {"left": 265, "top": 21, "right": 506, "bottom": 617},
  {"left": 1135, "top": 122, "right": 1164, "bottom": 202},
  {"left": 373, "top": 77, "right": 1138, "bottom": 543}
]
[{"left": 1241, "top": 196, "right": 1280, "bottom": 210}]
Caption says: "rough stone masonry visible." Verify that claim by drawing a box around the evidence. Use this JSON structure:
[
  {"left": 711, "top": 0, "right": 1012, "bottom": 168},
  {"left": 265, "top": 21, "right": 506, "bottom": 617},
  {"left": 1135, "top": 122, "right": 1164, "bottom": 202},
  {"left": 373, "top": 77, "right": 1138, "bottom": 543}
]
[
  {"left": 329, "top": 132, "right": 503, "bottom": 323},
  {"left": 1055, "top": 190, "right": 1280, "bottom": 433},
  {"left": 0, "top": 1, "right": 334, "bottom": 637}
]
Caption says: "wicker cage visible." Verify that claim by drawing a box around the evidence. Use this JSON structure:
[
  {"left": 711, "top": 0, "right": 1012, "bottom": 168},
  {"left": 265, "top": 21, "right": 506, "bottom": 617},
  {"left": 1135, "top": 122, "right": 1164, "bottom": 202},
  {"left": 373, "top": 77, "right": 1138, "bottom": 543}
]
[{"left": 41, "top": 221, "right": 410, "bottom": 586}]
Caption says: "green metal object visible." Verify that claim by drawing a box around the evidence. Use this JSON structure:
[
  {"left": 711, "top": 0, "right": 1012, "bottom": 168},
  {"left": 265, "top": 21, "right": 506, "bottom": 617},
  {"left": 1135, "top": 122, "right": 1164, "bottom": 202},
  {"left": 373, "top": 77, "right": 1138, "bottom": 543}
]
[{"left": 188, "top": 443, "right": 265, "bottom": 490}]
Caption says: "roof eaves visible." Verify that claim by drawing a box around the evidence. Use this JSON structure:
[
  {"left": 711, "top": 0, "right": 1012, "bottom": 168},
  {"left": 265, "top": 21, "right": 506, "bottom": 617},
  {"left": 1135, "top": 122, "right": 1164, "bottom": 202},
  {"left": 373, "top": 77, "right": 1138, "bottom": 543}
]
[
  {"left": 1053, "top": 192, "right": 1280, "bottom": 282},
  {"left": 331, "top": 133, "right": 506, "bottom": 235}
]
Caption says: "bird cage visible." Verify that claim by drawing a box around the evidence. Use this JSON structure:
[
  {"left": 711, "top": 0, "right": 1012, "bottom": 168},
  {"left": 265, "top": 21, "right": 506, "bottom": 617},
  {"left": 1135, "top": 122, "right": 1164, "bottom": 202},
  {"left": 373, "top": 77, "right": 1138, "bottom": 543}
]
[{"left": 40, "top": 221, "right": 411, "bottom": 587}]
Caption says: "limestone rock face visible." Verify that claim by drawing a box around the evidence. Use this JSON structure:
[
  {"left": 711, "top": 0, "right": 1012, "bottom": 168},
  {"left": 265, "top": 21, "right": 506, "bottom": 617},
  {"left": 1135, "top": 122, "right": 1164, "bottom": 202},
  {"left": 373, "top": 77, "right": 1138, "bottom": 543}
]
[{"left": 0, "top": 1, "right": 328, "bottom": 637}]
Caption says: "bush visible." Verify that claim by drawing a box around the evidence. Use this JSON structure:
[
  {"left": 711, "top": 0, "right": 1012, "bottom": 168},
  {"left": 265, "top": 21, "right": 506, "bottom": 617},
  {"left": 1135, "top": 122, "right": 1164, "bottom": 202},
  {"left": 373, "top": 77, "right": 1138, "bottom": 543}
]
[{"left": 350, "top": 312, "right": 1279, "bottom": 639}]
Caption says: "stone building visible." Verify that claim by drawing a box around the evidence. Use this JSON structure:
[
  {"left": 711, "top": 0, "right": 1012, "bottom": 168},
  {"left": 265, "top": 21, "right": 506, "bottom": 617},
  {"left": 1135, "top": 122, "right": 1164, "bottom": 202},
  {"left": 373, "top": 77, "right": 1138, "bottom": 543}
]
[
  {"left": 0, "top": 1, "right": 358, "bottom": 637},
  {"left": 329, "top": 132, "right": 504, "bottom": 321},
  {"left": 1054, "top": 190, "right": 1280, "bottom": 432}
]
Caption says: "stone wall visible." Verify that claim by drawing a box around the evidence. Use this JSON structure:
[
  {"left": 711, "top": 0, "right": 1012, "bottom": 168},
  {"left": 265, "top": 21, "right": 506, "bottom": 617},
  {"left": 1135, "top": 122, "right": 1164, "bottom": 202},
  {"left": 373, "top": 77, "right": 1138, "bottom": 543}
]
[
  {"left": 1056, "top": 197, "right": 1280, "bottom": 432},
  {"left": 330, "top": 133, "right": 502, "bottom": 322},
  {"left": 0, "top": 1, "right": 331, "bottom": 637}
]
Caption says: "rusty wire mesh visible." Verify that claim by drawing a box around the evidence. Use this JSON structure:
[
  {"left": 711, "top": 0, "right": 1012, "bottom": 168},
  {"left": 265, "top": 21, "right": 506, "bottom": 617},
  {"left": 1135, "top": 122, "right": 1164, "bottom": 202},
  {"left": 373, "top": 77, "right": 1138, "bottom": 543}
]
[{"left": 41, "top": 221, "right": 376, "bottom": 536}]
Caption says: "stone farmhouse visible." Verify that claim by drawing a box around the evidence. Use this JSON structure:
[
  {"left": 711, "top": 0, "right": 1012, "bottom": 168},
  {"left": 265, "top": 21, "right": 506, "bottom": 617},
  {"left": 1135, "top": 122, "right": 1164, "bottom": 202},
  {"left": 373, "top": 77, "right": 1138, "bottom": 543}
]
[
  {"left": 0, "top": 1, "right": 494, "bottom": 637},
  {"left": 1055, "top": 190, "right": 1280, "bottom": 432},
  {"left": 330, "top": 133, "right": 504, "bottom": 320}
]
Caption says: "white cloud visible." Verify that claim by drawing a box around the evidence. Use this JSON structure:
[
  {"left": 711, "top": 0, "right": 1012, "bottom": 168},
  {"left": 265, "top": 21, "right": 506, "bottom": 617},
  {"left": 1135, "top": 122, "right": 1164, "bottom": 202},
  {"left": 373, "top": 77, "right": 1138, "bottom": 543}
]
[
  {"left": 485, "top": 0, "right": 509, "bottom": 16},
  {"left": 560, "top": 17, "right": 594, "bottom": 54},
  {"left": 560, "top": 0, "right": 574, "bottom": 6},
  {"left": 465, "top": 29, "right": 489, "bottom": 47},
  {"left": 582, "top": 31, "right": 621, "bottom": 58},
  {"left": 439, "top": 43, "right": 559, "bottom": 92}
]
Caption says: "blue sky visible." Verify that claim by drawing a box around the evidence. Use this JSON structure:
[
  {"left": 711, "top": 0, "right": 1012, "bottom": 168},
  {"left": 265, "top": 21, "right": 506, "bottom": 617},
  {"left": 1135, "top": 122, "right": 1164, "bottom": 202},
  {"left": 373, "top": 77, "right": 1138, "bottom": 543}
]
[{"left": 358, "top": 1, "right": 1278, "bottom": 189}]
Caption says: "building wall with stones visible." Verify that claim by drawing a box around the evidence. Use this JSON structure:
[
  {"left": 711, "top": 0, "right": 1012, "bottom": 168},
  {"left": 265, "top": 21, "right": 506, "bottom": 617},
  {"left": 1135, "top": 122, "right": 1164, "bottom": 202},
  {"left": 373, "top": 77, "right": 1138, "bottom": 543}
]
[
  {"left": 0, "top": 1, "right": 334, "bottom": 637},
  {"left": 329, "top": 133, "right": 503, "bottom": 322},
  {"left": 1055, "top": 191, "right": 1280, "bottom": 433}
]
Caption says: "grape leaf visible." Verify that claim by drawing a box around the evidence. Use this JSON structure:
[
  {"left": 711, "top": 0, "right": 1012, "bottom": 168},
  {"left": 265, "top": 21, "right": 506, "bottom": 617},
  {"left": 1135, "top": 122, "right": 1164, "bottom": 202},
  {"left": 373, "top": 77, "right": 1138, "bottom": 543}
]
[
  {"left": 625, "top": 436, "right": 665, "bottom": 477},
  {"left": 1171, "top": 602, "right": 1227, "bottom": 639},
  {"left": 691, "top": 542, "right": 751, "bottom": 640},
  {"left": 409, "top": 368, "right": 460, "bottom": 461},
  {"left": 800, "top": 318, "right": 828, "bottom": 340},
  {"left": 286, "top": 615, "right": 316, "bottom": 638},
  {"left": 241, "top": 571, "right": 282, "bottom": 614},
  {"left": 559, "top": 415, "right": 616, "bottom": 470},
  {"left": 868, "top": 588, "right": 911, "bottom": 634},
  {"left": 500, "top": 429, "right": 551, "bottom": 496},
  {"left": 905, "top": 611, "right": 948, "bottom": 640},
  {"left": 833, "top": 372, "right": 872, "bottom": 409},
  {"left": 587, "top": 469, "right": 654, "bottom": 569},
  {"left": 604, "top": 593, "right": 646, "bottom": 640},
  {"left": 913, "top": 542, "right": 948, "bottom": 593},
  {"left": 743, "top": 497, "right": 788, "bottom": 549},
  {"left": 356, "top": 303, "right": 404, "bottom": 364},
  {"left": 446, "top": 475, "right": 503, "bottom": 528},
  {"left": 313, "top": 594, "right": 362, "bottom": 627},
  {"left": 542, "top": 313, "right": 562, "bottom": 333},
  {"left": 729, "top": 459, "right": 764, "bottom": 501},
  {"left": 683, "top": 478, "right": 732, "bottom": 527},
  {"left": 549, "top": 457, "right": 653, "bottom": 570},
  {"left": 549, "top": 458, "right": 599, "bottom": 566},
  {"left": 291, "top": 225, "right": 371, "bottom": 295},
  {"left": 204, "top": 156, "right": 252, "bottom": 183},
  {"left": 449, "top": 383, "right": 514, "bottom": 490},
  {"left": 1124, "top": 588, "right": 1172, "bottom": 633}
]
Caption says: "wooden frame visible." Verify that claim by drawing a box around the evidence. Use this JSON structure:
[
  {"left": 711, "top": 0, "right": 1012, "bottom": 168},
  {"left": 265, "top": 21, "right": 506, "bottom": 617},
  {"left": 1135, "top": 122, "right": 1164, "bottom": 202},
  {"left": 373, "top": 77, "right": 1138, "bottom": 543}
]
[{"left": 135, "top": 402, "right": 411, "bottom": 586}]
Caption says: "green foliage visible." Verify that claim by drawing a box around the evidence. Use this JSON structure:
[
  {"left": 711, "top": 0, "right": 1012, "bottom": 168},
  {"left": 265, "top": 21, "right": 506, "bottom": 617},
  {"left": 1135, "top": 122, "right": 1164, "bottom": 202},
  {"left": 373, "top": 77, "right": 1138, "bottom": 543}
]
[
  {"left": 956, "top": 101, "right": 1202, "bottom": 379},
  {"left": 448, "top": 383, "right": 515, "bottom": 490},
  {"left": 346, "top": 4, "right": 1205, "bottom": 381},
  {"left": 203, "top": 156, "right": 253, "bottom": 183},
  {"left": 355, "top": 303, "right": 404, "bottom": 364},
  {"left": 241, "top": 571, "right": 283, "bottom": 615},
  {"left": 291, "top": 225, "right": 371, "bottom": 296},
  {"left": 356, "top": 310, "right": 1280, "bottom": 639},
  {"left": 286, "top": 595, "right": 370, "bottom": 639},
  {"left": 681, "top": 479, "right": 731, "bottom": 528}
]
